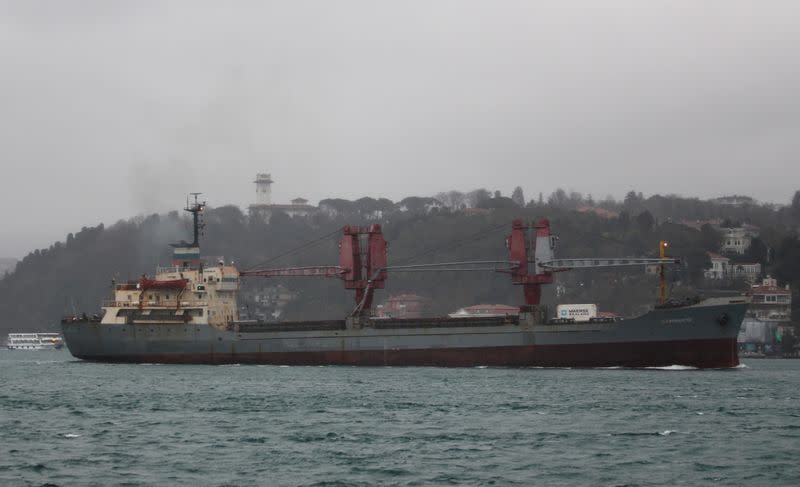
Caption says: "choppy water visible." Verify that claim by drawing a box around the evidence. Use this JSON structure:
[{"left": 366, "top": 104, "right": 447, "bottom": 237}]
[{"left": 1, "top": 351, "right": 799, "bottom": 486}]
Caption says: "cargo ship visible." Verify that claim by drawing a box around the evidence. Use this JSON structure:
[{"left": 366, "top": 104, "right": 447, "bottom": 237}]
[{"left": 61, "top": 196, "right": 747, "bottom": 368}]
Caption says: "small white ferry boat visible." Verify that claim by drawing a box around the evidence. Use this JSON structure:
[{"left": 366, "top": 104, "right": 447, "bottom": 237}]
[{"left": 5, "top": 333, "right": 65, "bottom": 350}]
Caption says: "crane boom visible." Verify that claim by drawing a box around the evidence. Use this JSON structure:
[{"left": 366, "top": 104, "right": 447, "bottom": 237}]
[
  {"left": 240, "top": 266, "right": 345, "bottom": 278},
  {"left": 539, "top": 257, "right": 679, "bottom": 271}
]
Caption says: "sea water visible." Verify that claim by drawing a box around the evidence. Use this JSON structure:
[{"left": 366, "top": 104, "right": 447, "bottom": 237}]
[{"left": 1, "top": 350, "right": 799, "bottom": 486}]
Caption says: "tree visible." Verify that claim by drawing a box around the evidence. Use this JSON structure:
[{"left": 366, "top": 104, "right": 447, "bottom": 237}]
[
  {"left": 743, "top": 237, "right": 768, "bottom": 264},
  {"left": 398, "top": 196, "right": 441, "bottom": 214},
  {"left": 568, "top": 192, "right": 585, "bottom": 208},
  {"left": 547, "top": 188, "right": 568, "bottom": 208},
  {"left": 699, "top": 224, "right": 722, "bottom": 251},
  {"left": 318, "top": 198, "right": 354, "bottom": 216},
  {"left": 511, "top": 186, "right": 525, "bottom": 207},
  {"left": 466, "top": 189, "right": 491, "bottom": 208},
  {"left": 791, "top": 190, "right": 800, "bottom": 222},
  {"left": 636, "top": 210, "right": 655, "bottom": 234},
  {"left": 479, "top": 196, "right": 518, "bottom": 210},
  {"left": 624, "top": 191, "right": 644, "bottom": 209},
  {"left": 435, "top": 191, "right": 466, "bottom": 210},
  {"left": 617, "top": 211, "right": 631, "bottom": 232},
  {"left": 774, "top": 237, "right": 800, "bottom": 286},
  {"left": 354, "top": 197, "right": 394, "bottom": 217}
]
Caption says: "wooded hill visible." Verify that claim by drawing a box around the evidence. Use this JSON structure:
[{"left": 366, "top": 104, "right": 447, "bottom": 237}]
[{"left": 1, "top": 189, "right": 799, "bottom": 335}]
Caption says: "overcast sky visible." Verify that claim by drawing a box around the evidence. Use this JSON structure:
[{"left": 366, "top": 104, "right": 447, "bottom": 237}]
[{"left": 1, "top": 1, "right": 799, "bottom": 257}]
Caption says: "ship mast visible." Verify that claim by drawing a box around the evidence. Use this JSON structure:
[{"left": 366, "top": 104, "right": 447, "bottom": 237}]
[
  {"left": 169, "top": 193, "right": 206, "bottom": 270},
  {"left": 185, "top": 193, "right": 206, "bottom": 247}
]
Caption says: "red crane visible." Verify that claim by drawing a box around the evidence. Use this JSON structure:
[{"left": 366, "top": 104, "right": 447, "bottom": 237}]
[
  {"left": 240, "top": 224, "right": 388, "bottom": 313},
  {"left": 240, "top": 220, "right": 679, "bottom": 315}
]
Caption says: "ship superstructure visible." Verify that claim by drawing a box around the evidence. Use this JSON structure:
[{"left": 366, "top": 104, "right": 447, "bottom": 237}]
[
  {"left": 100, "top": 195, "right": 240, "bottom": 331},
  {"left": 62, "top": 196, "right": 748, "bottom": 368}
]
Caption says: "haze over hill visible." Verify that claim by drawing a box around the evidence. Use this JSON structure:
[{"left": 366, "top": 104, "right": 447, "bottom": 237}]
[
  {"left": 0, "top": 258, "right": 17, "bottom": 276},
  {"left": 2, "top": 1, "right": 800, "bottom": 257}
]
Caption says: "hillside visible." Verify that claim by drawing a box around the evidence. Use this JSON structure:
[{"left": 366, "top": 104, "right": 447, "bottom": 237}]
[{"left": 1, "top": 189, "right": 798, "bottom": 335}]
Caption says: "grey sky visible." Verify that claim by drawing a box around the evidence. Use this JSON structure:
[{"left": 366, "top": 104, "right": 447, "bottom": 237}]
[{"left": 1, "top": 1, "right": 799, "bottom": 257}]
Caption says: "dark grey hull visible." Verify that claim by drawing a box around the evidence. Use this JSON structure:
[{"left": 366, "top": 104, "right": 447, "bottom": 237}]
[{"left": 62, "top": 301, "right": 746, "bottom": 368}]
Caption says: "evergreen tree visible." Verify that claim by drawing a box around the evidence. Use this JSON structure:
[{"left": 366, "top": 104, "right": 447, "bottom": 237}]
[
  {"left": 791, "top": 190, "right": 800, "bottom": 222},
  {"left": 511, "top": 186, "right": 525, "bottom": 207},
  {"left": 636, "top": 210, "right": 655, "bottom": 233}
]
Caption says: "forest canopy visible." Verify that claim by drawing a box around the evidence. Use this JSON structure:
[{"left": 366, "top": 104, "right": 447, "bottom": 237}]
[{"left": 1, "top": 188, "right": 798, "bottom": 334}]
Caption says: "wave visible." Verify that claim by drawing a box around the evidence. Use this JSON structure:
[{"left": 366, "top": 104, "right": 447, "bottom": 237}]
[
  {"left": 645, "top": 365, "right": 698, "bottom": 371},
  {"left": 611, "top": 430, "right": 681, "bottom": 437}
]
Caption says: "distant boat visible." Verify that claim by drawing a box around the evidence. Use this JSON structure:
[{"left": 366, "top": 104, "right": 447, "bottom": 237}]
[{"left": 5, "top": 333, "right": 64, "bottom": 350}]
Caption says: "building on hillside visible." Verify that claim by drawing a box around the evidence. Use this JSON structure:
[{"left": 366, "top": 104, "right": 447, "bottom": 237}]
[
  {"left": 248, "top": 173, "right": 317, "bottom": 222},
  {"left": 317, "top": 201, "right": 343, "bottom": 218},
  {"left": 448, "top": 304, "right": 520, "bottom": 318},
  {"left": 396, "top": 197, "right": 444, "bottom": 214},
  {"left": 704, "top": 252, "right": 729, "bottom": 279},
  {"left": 704, "top": 252, "right": 762, "bottom": 284},
  {"left": 719, "top": 225, "right": 759, "bottom": 255},
  {"left": 374, "top": 294, "right": 428, "bottom": 319},
  {"left": 713, "top": 195, "right": 756, "bottom": 207},
  {"left": 729, "top": 262, "right": 762, "bottom": 283},
  {"left": 267, "top": 198, "right": 316, "bottom": 218}
]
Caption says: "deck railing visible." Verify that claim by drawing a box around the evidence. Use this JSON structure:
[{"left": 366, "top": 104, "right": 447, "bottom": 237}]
[{"left": 102, "top": 300, "right": 209, "bottom": 308}]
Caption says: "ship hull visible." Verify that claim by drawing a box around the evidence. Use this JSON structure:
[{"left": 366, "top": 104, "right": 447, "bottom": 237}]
[
  {"left": 62, "top": 299, "right": 746, "bottom": 368},
  {"left": 61, "top": 339, "right": 738, "bottom": 368}
]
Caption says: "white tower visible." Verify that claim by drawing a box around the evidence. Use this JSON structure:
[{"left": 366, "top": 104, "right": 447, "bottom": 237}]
[{"left": 254, "top": 173, "right": 273, "bottom": 206}]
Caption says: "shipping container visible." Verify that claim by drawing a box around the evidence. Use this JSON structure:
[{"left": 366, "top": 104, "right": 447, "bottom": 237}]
[{"left": 555, "top": 304, "right": 598, "bottom": 322}]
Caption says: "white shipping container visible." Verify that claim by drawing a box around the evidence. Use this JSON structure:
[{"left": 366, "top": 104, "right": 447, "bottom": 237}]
[{"left": 555, "top": 304, "right": 598, "bottom": 322}]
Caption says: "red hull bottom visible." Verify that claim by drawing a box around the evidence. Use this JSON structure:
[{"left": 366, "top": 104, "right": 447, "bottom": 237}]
[{"left": 75, "top": 338, "right": 740, "bottom": 368}]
